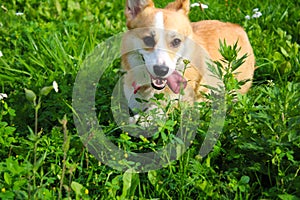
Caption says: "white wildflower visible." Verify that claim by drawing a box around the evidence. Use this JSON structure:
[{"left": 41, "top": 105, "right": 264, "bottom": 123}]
[
  {"left": 267, "top": 80, "right": 275, "bottom": 87},
  {"left": 201, "top": 3, "right": 208, "bottom": 9},
  {"left": 191, "top": 2, "right": 208, "bottom": 9},
  {"left": 0, "top": 93, "right": 8, "bottom": 100},
  {"left": 53, "top": 81, "right": 59, "bottom": 93},
  {"left": 0, "top": 51, "right": 3, "bottom": 57},
  {"left": 191, "top": 2, "right": 200, "bottom": 7},
  {"left": 252, "top": 11, "right": 262, "bottom": 19},
  {"left": 16, "top": 12, "right": 24, "bottom": 16},
  {"left": 245, "top": 8, "right": 262, "bottom": 20}
]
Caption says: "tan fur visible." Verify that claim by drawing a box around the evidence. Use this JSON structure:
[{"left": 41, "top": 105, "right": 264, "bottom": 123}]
[
  {"left": 122, "top": 0, "right": 255, "bottom": 105},
  {"left": 165, "top": 0, "right": 190, "bottom": 15},
  {"left": 191, "top": 20, "right": 255, "bottom": 94}
]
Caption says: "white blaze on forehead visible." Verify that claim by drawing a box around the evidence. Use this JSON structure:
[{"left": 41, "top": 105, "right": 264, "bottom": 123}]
[
  {"left": 153, "top": 11, "right": 168, "bottom": 65},
  {"left": 138, "top": 11, "right": 181, "bottom": 78},
  {"left": 154, "top": 11, "right": 164, "bottom": 29}
]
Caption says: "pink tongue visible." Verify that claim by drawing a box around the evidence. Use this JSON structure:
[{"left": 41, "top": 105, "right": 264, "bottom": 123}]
[{"left": 166, "top": 71, "right": 187, "bottom": 94}]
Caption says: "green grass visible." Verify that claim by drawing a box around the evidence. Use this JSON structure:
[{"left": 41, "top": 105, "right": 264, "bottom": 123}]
[{"left": 0, "top": 0, "right": 299, "bottom": 199}]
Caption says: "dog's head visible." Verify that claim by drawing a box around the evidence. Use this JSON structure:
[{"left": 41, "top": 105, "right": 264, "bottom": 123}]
[{"left": 123, "top": 0, "right": 194, "bottom": 94}]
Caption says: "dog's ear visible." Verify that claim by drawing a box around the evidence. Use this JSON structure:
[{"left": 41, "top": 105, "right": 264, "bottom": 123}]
[
  {"left": 165, "top": 0, "right": 190, "bottom": 15},
  {"left": 125, "top": 0, "right": 155, "bottom": 21}
]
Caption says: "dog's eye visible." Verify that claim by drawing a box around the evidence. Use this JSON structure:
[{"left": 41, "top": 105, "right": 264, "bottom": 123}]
[
  {"left": 143, "top": 36, "right": 155, "bottom": 47},
  {"left": 171, "top": 38, "right": 181, "bottom": 48}
]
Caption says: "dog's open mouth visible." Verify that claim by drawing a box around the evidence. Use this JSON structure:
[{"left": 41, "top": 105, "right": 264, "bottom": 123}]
[
  {"left": 151, "top": 70, "right": 187, "bottom": 94},
  {"left": 151, "top": 78, "right": 167, "bottom": 90}
]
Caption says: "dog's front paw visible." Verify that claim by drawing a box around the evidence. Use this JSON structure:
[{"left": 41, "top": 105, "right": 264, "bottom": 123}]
[
  {"left": 127, "top": 114, "right": 161, "bottom": 138},
  {"left": 129, "top": 114, "right": 157, "bottom": 128},
  {"left": 129, "top": 108, "right": 166, "bottom": 135}
]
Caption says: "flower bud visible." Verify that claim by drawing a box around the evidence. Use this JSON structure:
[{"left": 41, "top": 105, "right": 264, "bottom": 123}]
[
  {"left": 40, "top": 86, "right": 53, "bottom": 96},
  {"left": 24, "top": 88, "right": 37, "bottom": 104}
]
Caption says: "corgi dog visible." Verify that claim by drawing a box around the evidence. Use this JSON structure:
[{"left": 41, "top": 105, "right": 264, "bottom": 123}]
[{"left": 121, "top": 0, "right": 255, "bottom": 118}]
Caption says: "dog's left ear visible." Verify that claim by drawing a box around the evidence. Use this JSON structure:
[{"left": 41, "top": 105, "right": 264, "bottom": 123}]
[
  {"left": 165, "top": 0, "right": 190, "bottom": 15},
  {"left": 125, "top": 0, "right": 155, "bottom": 21}
]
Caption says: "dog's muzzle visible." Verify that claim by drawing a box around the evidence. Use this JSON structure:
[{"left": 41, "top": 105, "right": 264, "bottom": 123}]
[
  {"left": 151, "top": 65, "right": 169, "bottom": 90},
  {"left": 150, "top": 68, "right": 187, "bottom": 94},
  {"left": 153, "top": 65, "right": 169, "bottom": 77}
]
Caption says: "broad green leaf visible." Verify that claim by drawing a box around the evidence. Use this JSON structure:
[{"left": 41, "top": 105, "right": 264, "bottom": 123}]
[
  {"left": 239, "top": 176, "right": 250, "bottom": 184},
  {"left": 148, "top": 170, "right": 157, "bottom": 186},
  {"left": 71, "top": 181, "right": 83, "bottom": 196},
  {"left": 13, "top": 179, "right": 27, "bottom": 190},
  {"left": 121, "top": 169, "right": 139, "bottom": 199},
  {"left": 278, "top": 194, "right": 300, "bottom": 200},
  {"left": 4, "top": 172, "right": 11, "bottom": 185},
  {"left": 34, "top": 151, "right": 48, "bottom": 171},
  {"left": 280, "top": 47, "right": 289, "bottom": 58}
]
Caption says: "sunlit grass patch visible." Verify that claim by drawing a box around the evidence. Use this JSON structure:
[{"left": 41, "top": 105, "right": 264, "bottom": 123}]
[{"left": 0, "top": 0, "right": 299, "bottom": 199}]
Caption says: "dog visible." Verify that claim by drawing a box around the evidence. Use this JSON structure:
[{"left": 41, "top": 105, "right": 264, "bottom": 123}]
[{"left": 121, "top": 0, "right": 255, "bottom": 121}]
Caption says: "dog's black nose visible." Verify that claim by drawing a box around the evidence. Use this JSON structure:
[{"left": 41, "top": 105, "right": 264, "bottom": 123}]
[{"left": 153, "top": 65, "right": 169, "bottom": 77}]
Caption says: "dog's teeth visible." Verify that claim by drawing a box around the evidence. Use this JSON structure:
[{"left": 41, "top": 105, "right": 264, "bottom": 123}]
[
  {"left": 155, "top": 79, "right": 167, "bottom": 86},
  {"left": 155, "top": 79, "right": 161, "bottom": 85}
]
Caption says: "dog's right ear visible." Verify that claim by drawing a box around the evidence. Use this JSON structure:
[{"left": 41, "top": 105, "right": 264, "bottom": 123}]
[
  {"left": 125, "top": 0, "right": 154, "bottom": 21},
  {"left": 165, "top": 0, "right": 190, "bottom": 15}
]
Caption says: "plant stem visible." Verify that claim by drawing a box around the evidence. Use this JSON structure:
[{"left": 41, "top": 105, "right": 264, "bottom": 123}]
[
  {"left": 33, "top": 101, "right": 40, "bottom": 194},
  {"left": 59, "top": 116, "right": 69, "bottom": 200},
  {"left": 35, "top": 106, "right": 38, "bottom": 136},
  {"left": 33, "top": 97, "right": 41, "bottom": 196}
]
